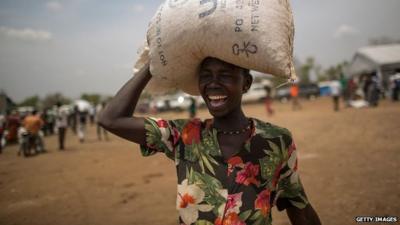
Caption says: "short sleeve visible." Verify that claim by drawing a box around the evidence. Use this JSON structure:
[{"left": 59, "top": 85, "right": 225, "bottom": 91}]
[
  {"left": 275, "top": 139, "right": 309, "bottom": 211},
  {"left": 140, "top": 117, "right": 184, "bottom": 160}
]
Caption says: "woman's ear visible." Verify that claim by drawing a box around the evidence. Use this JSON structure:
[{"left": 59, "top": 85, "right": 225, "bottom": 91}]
[{"left": 243, "top": 73, "right": 253, "bottom": 93}]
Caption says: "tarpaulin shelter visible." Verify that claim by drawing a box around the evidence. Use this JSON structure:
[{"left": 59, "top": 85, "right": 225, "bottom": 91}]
[{"left": 349, "top": 44, "right": 400, "bottom": 89}]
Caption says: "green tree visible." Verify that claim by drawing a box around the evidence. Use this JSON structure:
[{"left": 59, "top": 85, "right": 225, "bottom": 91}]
[
  {"left": 81, "top": 93, "right": 101, "bottom": 105},
  {"left": 299, "top": 57, "right": 315, "bottom": 84},
  {"left": 19, "top": 95, "right": 40, "bottom": 107},
  {"left": 42, "top": 93, "right": 71, "bottom": 109}
]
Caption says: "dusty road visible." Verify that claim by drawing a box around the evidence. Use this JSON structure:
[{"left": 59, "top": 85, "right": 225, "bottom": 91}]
[{"left": 1, "top": 98, "right": 399, "bottom": 225}]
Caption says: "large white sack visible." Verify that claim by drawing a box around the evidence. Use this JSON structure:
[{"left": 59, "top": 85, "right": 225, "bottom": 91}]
[{"left": 135, "top": 0, "right": 296, "bottom": 95}]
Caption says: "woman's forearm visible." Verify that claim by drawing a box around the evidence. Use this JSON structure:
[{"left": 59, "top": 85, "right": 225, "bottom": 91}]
[{"left": 98, "top": 64, "right": 151, "bottom": 143}]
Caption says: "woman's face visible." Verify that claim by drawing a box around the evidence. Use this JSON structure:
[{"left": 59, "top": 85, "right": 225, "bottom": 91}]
[{"left": 198, "top": 57, "right": 252, "bottom": 118}]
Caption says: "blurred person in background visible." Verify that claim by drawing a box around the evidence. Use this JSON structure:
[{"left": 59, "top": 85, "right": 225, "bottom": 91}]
[
  {"left": 96, "top": 102, "right": 109, "bottom": 141},
  {"left": 89, "top": 106, "right": 95, "bottom": 126},
  {"left": 5, "top": 110, "right": 20, "bottom": 144},
  {"left": 347, "top": 77, "right": 358, "bottom": 102},
  {"left": 390, "top": 69, "right": 400, "bottom": 101},
  {"left": 55, "top": 102, "right": 68, "bottom": 150},
  {"left": 290, "top": 83, "right": 302, "bottom": 111},
  {"left": 41, "top": 108, "right": 55, "bottom": 136},
  {"left": 22, "top": 109, "right": 45, "bottom": 153},
  {"left": 362, "top": 74, "right": 372, "bottom": 102},
  {"left": 69, "top": 105, "right": 79, "bottom": 134},
  {"left": 331, "top": 79, "right": 342, "bottom": 112},
  {"left": 78, "top": 110, "right": 88, "bottom": 143},
  {"left": 339, "top": 73, "right": 350, "bottom": 107},
  {"left": 264, "top": 85, "right": 274, "bottom": 116},
  {"left": 188, "top": 97, "right": 197, "bottom": 118},
  {"left": 367, "top": 72, "right": 380, "bottom": 107}
]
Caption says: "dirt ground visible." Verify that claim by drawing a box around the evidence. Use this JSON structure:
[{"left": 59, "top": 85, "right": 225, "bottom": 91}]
[{"left": 0, "top": 97, "right": 399, "bottom": 225}]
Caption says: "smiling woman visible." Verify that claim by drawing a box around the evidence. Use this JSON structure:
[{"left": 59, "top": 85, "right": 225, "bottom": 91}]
[{"left": 99, "top": 56, "right": 321, "bottom": 225}]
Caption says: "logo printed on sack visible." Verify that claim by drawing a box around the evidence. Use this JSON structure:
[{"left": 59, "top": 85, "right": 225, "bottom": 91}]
[
  {"left": 199, "top": 0, "right": 218, "bottom": 18},
  {"left": 232, "top": 41, "right": 258, "bottom": 57},
  {"left": 168, "top": 0, "right": 190, "bottom": 8}
]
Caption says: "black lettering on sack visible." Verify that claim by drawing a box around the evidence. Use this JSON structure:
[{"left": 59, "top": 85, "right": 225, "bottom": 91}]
[
  {"left": 154, "top": 5, "right": 168, "bottom": 66},
  {"left": 236, "top": 0, "right": 244, "bottom": 9},
  {"left": 199, "top": 0, "right": 218, "bottom": 19},
  {"left": 235, "top": 18, "right": 243, "bottom": 32},
  {"left": 251, "top": 15, "right": 259, "bottom": 32},
  {"left": 158, "top": 50, "right": 168, "bottom": 66},
  {"left": 232, "top": 41, "right": 258, "bottom": 57},
  {"left": 249, "top": 0, "right": 260, "bottom": 32},
  {"left": 156, "top": 37, "right": 162, "bottom": 48}
]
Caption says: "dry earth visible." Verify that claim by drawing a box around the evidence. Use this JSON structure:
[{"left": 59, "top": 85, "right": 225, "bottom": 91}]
[{"left": 0, "top": 98, "right": 399, "bottom": 225}]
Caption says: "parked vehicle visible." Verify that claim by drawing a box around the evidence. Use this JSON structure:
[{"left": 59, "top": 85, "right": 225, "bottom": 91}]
[
  {"left": 276, "top": 83, "right": 320, "bottom": 102},
  {"left": 242, "top": 83, "right": 267, "bottom": 103},
  {"left": 299, "top": 83, "right": 320, "bottom": 99}
]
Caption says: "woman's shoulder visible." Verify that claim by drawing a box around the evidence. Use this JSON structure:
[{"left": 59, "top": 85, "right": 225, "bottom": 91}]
[{"left": 251, "top": 117, "right": 292, "bottom": 140}]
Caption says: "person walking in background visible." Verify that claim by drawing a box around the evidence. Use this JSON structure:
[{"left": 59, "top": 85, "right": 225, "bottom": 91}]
[
  {"left": 23, "top": 110, "right": 45, "bottom": 153},
  {"left": 331, "top": 79, "right": 342, "bottom": 111},
  {"left": 188, "top": 97, "right": 197, "bottom": 119},
  {"left": 55, "top": 102, "right": 68, "bottom": 150},
  {"left": 339, "top": 73, "right": 349, "bottom": 107},
  {"left": 362, "top": 74, "right": 372, "bottom": 102},
  {"left": 69, "top": 105, "right": 79, "bottom": 134},
  {"left": 368, "top": 72, "right": 380, "bottom": 107},
  {"left": 264, "top": 85, "right": 274, "bottom": 116},
  {"left": 77, "top": 110, "right": 88, "bottom": 143},
  {"left": 348, "top": 77, "right": 357, "bottom": 102},
  {"left": 290, "top": 83, "right": 302, "bottom": 111},
  {"left": 390, "top": 69, "right": 400, "bottom": 101},
  {"left": 96, "top": 102, "right": 109, "bottom": 141},
  {"left": 89, "top": 106, "right": 95, "bottom": 126}
]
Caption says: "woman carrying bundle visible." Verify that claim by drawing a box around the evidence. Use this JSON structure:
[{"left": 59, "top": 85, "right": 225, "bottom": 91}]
[{"left": 98, "top": 57, "right": 321, "bottom": 225}]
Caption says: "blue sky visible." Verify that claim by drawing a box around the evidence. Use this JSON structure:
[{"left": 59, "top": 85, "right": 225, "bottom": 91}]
[{"left": 1, "top": 0, "right": 399, "bottom": 101}]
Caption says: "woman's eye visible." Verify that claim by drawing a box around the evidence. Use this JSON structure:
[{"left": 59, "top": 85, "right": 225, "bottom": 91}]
[
  {"left": 199, "top": 74, "right": 212, "bottom": 82},
  {"left": 219, "top": 74, "right": 233, "bottom": 81}
]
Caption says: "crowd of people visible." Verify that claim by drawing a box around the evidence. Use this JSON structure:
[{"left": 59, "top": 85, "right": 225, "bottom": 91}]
[{"left": 0, "top": 102, "right": 108, "bottom": 156}]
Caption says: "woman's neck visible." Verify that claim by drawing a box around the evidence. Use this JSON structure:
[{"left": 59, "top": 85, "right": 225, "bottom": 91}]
[{"left": 212, "top": 108, "right": 248, "bottom": 131}]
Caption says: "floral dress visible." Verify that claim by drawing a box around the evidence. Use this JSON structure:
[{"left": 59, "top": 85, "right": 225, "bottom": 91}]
[{"left": 140, "top": 117, "right": 309, "bottom": 225}]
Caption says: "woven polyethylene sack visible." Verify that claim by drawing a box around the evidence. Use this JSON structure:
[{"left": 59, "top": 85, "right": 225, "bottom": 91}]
[{"left": 135, "top": 0, "right": 296, "bottom": 95}]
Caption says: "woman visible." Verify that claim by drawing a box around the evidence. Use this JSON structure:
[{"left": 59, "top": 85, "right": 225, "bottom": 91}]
[{"left": 99, "top": 57, "right": 321, "bottom": 225}]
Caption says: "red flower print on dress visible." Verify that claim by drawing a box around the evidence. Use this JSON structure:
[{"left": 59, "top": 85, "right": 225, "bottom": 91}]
[
  {"left": 214, "top": 212, "right": 246, "bottom": 225},
  {"left": 172, "top": 127, "right": 180, "bottom": 146},
  {"left": 227, "top": 156, "right": 244, "bottom": 176},
  {"left": 156, "top": 119, "right": 168, "bottom": 128},
  {"left": 235, "top": 162, "right": 260, "bottom": 186},
  {"left": 255, "top": 189, "right": 271, "bottom": 216},
  {"left": 182, "top": 119, "right": 201, "bottom": 145}
]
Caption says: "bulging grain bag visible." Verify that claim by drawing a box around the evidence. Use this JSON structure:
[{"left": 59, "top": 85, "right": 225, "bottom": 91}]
[{"left": 135, "top": 0, "right": 296, "bottom": 95}]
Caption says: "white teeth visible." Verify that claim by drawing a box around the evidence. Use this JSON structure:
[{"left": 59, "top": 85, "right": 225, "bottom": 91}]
[{"left": 208, "top": 95, "right": 227, "bottom": 100}]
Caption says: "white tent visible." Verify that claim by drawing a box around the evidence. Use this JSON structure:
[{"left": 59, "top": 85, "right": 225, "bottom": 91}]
[
  {"left": 349, "top": 44, "right": 400, "bottom": 75},
  {"left": 73, "top": 99, "right": 93, "bottom": 112},
  {"left": 349, "top": 44, "right": 400, "bottom": 90}
]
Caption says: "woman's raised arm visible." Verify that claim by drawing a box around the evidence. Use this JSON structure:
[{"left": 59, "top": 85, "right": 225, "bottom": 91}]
[{"left": 98, "top": 63, "right": 151, "bottom": 145}]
